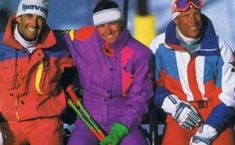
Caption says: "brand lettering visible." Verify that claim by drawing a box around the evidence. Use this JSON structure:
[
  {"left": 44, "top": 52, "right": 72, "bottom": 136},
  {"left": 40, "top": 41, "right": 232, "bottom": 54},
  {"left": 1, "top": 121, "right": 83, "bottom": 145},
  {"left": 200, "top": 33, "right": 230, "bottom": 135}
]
[{"left": 22, "top": 3, "right": 47, "bottom": 14}]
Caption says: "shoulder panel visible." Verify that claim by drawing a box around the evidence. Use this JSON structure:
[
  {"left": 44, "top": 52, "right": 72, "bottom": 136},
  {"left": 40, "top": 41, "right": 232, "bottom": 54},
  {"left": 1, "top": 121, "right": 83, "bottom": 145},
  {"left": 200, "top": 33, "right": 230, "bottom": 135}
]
[{"left": 74, "top": 26, "right": 96, "bottom": 41}]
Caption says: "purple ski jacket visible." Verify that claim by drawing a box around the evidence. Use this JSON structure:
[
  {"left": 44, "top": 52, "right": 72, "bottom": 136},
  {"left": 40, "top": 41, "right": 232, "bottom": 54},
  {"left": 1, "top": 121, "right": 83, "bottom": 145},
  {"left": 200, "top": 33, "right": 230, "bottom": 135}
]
[{"left": 64, "top": 26, "right": 153, "bottom": 131}]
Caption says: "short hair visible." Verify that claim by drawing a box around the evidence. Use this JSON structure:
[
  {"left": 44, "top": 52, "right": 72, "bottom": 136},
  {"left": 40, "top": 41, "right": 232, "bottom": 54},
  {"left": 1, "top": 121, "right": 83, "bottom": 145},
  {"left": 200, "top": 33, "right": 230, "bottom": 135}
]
[{"left": 93, "top": 0, "right": 119, "bottom": 13}]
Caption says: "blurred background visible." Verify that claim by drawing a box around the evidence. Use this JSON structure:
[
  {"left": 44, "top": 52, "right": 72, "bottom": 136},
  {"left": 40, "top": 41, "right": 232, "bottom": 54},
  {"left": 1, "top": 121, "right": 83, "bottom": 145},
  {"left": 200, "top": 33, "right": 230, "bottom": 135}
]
[{"left": 1, "top": 0, "right": 235, "bottom": 49}]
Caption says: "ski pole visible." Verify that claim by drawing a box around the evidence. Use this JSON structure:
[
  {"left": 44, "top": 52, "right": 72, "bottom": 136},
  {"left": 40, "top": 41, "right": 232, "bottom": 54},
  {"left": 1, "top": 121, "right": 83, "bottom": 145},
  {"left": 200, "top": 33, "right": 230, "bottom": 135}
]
[
  {"left": 67, "top": 99, "right": 105, "bottom": 141},
  {"left": 76, "top": 100, "right": 106, "bottom": 139},
  {"left": 66, "top": 86, "right": 106, "bottom": 141}
]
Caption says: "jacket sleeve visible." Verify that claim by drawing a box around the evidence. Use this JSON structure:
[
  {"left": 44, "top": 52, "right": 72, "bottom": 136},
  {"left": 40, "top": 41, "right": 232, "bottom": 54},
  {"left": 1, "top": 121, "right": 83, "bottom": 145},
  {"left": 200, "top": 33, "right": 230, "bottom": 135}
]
[
  {"left": 117, "top": 49, "right": 154, "bottom": 130},
  {"left": 52, "top": 30, "right": 75, "bottom": 69},
  {"left": 149, "top": 36, "right": 172, "bottom": 108},
  {"left": 205, "top": 38, "right": 235, "bottom": 132}
]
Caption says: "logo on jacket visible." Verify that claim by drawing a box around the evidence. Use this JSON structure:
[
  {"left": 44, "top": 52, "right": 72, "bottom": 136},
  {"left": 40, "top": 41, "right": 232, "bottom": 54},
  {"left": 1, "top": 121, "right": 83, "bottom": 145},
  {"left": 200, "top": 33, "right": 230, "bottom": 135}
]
[{"left": 229, "top": 61, "right": 235, "bottom": 72}]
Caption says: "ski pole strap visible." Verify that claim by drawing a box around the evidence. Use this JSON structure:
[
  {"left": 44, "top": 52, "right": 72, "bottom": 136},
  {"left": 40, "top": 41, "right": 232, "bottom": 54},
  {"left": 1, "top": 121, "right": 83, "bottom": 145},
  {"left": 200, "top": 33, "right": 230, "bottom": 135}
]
[{"left": 66, "top": 85, "right": 80, "bottom": 105}]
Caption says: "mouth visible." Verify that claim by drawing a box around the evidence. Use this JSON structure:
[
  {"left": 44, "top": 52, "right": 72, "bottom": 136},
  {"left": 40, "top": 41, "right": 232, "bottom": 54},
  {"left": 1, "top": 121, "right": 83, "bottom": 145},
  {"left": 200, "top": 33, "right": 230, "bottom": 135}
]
[
  {"left": 105, "top": 33, "right": 114, "bottom": 39},
  {"left": 188, "top": 25, "right": 199, "bottom": 30},
  {"left": 102, "top": 31, "right": 119, "bottom": 43},
  {"left": 24, "top": 27, "right": 39, "bottom": 41},
  {"left": 27, "top": 27, "right": 37, "bottom": 33},
  {"left": 103, "top": 34, "right": 116, "bottom": 42}
]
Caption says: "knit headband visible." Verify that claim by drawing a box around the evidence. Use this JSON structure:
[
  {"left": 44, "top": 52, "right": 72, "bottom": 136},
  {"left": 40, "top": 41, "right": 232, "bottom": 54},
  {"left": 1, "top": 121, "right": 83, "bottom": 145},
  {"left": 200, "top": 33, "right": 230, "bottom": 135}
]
[{"left": 93, "top": 8, "right": 122, "bottom": 26}]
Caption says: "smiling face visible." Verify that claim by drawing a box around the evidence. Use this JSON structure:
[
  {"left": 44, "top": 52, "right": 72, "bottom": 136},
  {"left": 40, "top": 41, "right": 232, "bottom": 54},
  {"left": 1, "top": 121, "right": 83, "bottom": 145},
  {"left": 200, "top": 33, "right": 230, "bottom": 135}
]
[
  {"left": 96, "top": 21, "right": 123, "bottom": 44},
  {"left": 16, "top": 14, "right": 45, "bottom": 41},
  {"left": 174, "top": 6, "right": 202, "bottom": 38}
]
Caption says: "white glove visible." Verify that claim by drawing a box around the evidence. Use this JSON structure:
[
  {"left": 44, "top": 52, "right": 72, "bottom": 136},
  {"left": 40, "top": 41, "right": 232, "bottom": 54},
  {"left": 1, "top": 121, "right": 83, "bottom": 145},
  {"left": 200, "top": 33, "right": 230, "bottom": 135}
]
[
  {"left": 190, "top": 124, "right": 218, "bottom": 145},
  {"left": 162, "top": 95, "right": 201, "bottom": 130}
]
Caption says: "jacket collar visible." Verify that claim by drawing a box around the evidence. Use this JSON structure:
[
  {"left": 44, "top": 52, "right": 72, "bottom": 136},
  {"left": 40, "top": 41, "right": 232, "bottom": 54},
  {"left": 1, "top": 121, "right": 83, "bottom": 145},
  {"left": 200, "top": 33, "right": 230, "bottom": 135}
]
[
  {"left": 165, "top": 14, "right": 220, "bottom": 56},
  {"left": 3, "top": 15, "right": 56, "bottom": 50}
]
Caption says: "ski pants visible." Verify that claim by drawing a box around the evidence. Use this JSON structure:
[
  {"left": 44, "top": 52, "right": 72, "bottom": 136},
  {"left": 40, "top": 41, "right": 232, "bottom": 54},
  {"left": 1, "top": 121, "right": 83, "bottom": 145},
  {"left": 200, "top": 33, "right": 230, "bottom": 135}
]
[
  {"left": 67, "top": 119, "right": 148, "bottom": 145},
  {"left": 0, "top": 118, "right": 64, "bottom": 145},
  {"left": 162, "top": 101, "right": 234, "bottom": 145}
]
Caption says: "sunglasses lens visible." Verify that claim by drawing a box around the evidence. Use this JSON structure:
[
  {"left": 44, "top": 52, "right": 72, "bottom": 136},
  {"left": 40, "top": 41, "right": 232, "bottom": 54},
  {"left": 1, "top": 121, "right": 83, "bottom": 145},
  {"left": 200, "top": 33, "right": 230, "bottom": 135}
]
[
  {"left": 175, "top": 0, "right": 188, "bottom": 9},
  {"left": 192, "top": 0, "right": 202, "bottom": 7}
]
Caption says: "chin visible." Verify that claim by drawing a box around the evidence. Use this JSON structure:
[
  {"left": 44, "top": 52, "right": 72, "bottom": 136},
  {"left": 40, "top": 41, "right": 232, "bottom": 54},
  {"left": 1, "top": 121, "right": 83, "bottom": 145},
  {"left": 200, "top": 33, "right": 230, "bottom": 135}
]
[
  {"left": 24, "top": 37, "right": 37, "bottom": 41},
  {"left": 187, "top": 33, "right": 200, "bottom": 39},
  {"left": 105, "top": 39, "right": 116, "bottom": 44}
]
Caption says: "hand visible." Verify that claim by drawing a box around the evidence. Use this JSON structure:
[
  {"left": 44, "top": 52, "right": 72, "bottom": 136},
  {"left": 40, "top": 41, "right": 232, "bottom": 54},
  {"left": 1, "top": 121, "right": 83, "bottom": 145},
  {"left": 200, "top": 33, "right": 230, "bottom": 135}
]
[
  {"left": 100, "top": 123, "right": 129, "bottom": 145},
  {"left": 173, "top": 101, "right": 201, "bottom": 129},
  {"left": 190, "top": 124, "right": 218, "bottom": 145},
  {"left": 162, "top": 95, "right": 201, "bottom": 130}
]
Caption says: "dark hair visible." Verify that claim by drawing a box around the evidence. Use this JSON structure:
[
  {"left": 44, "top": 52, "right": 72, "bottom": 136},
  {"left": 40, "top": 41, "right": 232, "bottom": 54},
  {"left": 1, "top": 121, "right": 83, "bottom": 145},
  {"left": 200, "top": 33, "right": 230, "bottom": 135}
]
[{"left": 93, "top": 0, "right": 119, "bottom": 13}]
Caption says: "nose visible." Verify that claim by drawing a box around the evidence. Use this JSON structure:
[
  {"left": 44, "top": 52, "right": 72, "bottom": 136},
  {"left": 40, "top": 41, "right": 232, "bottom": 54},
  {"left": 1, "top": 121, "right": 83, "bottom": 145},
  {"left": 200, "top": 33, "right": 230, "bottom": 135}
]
[
  {"left": 103, "top": 24, "right": 111, "bottom": 34},
  {"left": 189, "top": 15, "right": 197, "bottom": 23}
]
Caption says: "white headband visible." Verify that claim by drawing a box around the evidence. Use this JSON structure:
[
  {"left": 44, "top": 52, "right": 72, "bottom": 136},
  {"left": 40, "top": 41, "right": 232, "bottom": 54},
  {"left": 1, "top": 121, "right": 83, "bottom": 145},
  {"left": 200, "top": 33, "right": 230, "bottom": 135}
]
[{"left": 93, "top": 8, "right": 122, "bottom": 26}]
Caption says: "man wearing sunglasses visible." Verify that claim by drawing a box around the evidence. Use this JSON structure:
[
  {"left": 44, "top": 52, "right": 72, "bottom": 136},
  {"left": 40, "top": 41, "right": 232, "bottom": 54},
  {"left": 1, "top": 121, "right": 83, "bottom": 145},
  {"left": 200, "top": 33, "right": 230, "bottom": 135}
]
[{"left": 150, "top": 0, "right": 235, "bottom": 145}]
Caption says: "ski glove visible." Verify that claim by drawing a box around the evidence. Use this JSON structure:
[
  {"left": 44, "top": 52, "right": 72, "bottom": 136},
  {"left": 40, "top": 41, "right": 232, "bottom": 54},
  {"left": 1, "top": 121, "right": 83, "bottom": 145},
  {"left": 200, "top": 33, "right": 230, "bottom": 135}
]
[
  {"left": 190, "top": 124, "right": 218, "bottom": 145},
  {"left": 161, "top": 95, "right": 201, "bottom": 130},
  {"left": 100, "top": 123, "right": 129, "bottom": 145}
]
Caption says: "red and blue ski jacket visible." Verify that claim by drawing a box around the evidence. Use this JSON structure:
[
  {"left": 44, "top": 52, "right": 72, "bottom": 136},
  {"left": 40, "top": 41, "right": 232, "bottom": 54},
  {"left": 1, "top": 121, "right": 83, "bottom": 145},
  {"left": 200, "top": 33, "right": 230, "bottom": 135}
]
[
  {"left": 150, "top": 15, "right": 235, "bottom": 132},
  {"left": 0, "top": 16, "right": 74, "bottom": 121}
]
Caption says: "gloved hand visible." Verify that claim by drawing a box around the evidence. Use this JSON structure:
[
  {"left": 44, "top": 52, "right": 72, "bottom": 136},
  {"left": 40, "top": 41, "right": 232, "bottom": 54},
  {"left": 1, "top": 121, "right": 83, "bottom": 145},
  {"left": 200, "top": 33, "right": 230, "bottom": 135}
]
[
  {"left": 161, "top": 95, "right": 201, "bottom": 129},
  {"left": 100, "top": 123, "right": 129, "bottom": 145},
  {"left": 190, "top": 124, "right": 218, "bottom": 145}
]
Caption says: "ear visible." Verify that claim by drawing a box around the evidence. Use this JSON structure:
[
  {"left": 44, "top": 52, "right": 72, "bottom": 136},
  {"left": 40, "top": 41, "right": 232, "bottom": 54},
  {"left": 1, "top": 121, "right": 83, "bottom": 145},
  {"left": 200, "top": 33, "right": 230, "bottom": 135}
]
[
  {"left": 16, "top": 16, "right": 21, "bottom": 23},
  {"left": 119, "top": 21, "right": 124, "bottom": 28},
  {"left": 174, "top": 18, "right": 178, "bottom": 25}
]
